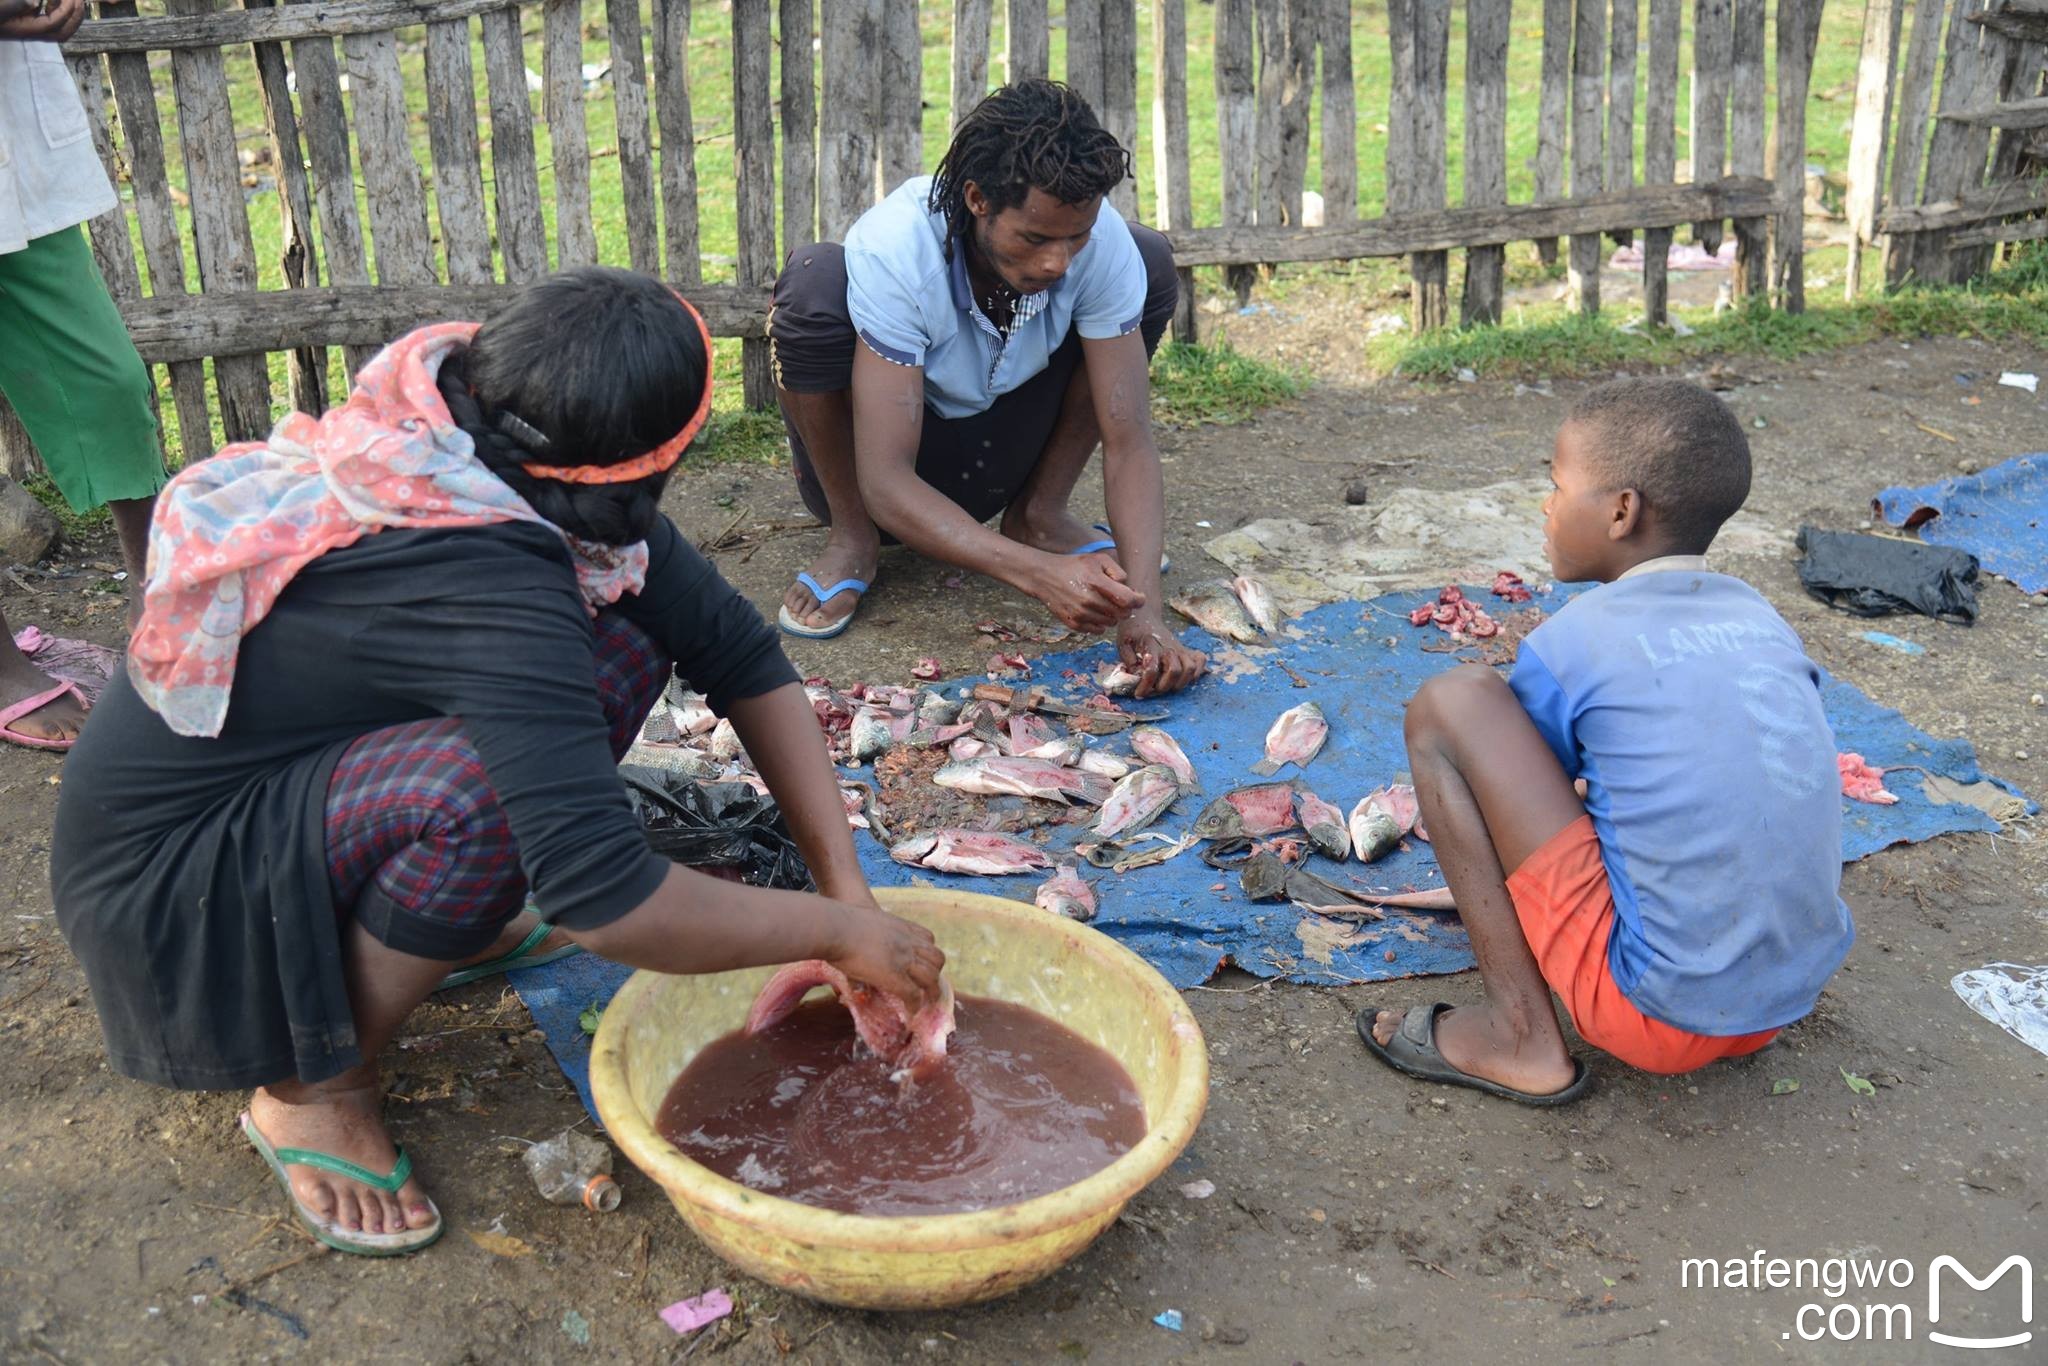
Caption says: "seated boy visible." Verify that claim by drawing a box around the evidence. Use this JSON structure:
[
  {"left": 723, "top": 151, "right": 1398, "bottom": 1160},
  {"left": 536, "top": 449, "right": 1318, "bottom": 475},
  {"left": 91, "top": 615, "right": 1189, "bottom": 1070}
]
[{"left": 1358, "top": 378, "right": 1853, "bottom": 1104}]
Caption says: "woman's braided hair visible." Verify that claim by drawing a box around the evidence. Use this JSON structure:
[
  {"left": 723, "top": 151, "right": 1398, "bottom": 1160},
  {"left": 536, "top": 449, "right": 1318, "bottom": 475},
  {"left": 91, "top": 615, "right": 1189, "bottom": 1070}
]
[
  {"left": 927, "top": 80, "right": 1131, "bottom": 245},
  {"left": 436, "top": 266, "right": 707, "bottom": 546}
]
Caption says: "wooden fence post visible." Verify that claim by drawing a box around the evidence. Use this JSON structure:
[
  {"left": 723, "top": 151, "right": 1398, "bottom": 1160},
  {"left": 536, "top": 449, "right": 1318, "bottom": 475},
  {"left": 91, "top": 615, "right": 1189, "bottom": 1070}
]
[
  {"left": 820, "top": 0, "right": 884, "bottom": 242},
  {"left": 422, "top": 15, "right": 495, "bottom": 288},
  {"left": 608, "top": 0, "right": 662, "bottom": 276},
  {"left": 1643, "top": 0, "right": 1684, "bottom": 324},
  {"left": 734, "top": 0, "right": 777, "bottom": 406},
  {"left": 881, "top": 0, "right": 922, "bottom": 196},
  {"left": 1153, "top": 0, "right": 1198, "bottom": 341},
  {"left": 165, "top": 0, "right": 271, "bottom": 442},
  {"left": 1411, "top": 0, "right": 1450, "bottom": 328},
  {"left": 1567, "top": 0, "right": 1605, "bottom": 314},
  {"left": 1100, "top": 0, "right": 1140, "bottom": 219},
  {"left": 1606, "top": 0, "right": 1638, "bottom": 249},
  {"left": 481, "top": 5, "right": 551, "bottom": 283},
  {"left": 1774, "top": 0, "right": 1826, "bottom": 307},
  {"left": 1462, "top": 0, "right": 1509, "bottom": 325},
  {"left": 1881, "top": 0, "right": 1945, "bottom": 286},
  {"left": 1843, "top": 0, "right": 1904, "bottom": 297},
  {"left": 237, "top": 0, "right": 328, "bottom": 413},
  {"left": 781, "top": 0, "right": 818, "bottom": 252},
  {"left": 1729, "top": 0, "right": 1769, "bottom": 300},
  {"left": 1007, "top": 0, "right": 1048, "bottom": 82},
  {"left": 1691, "top": 0, "right": 1733, "bottom": 254},
  {"left": 541, "top": 0, "right": 598, "bottom": 267},
  {"left": 1216, "top": 0, "right": 1258, "bottom": 303},
  {"left": 1907, "top": 0, "right": 2002, "bottom": 286},
  {"left": 1068, "top": 0, "right": 1104, "bottom": 108},
  {"left": 1318, "top": 0, "right": 1356, "bottom": 226},
  {"left": 1534, "top": 0, "right": 1571, "bottom": 264},
  {"left": 953, "top": 0, "right": 994, "bottom": 126}
]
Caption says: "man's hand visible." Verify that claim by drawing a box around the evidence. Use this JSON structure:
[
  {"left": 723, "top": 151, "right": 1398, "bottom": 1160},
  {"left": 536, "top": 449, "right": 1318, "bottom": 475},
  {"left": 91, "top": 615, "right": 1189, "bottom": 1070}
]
[
  {"left": 1117, "top": 612, "right": 1207, "bottom": 698},
  {"left": 0, "top": 0, "right": 86, "bottom": 41},
  {"left": 1028, "top": 549, "right": 1146, "bottom": 634},
  {"left": 827, "top": 903, "right": 946, "bottom": 1013}
]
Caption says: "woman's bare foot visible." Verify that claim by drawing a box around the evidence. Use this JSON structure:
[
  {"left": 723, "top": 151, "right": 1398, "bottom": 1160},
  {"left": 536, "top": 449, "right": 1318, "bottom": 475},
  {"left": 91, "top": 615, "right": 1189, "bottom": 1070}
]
[
  {"left": 1370, "top": 1004, "right": 1578, "bottom": 1097},
  {"left": 782, "top": 533, "right": 879, "bottom": 633},
  {"left": 999, "top": 500, "right": 1114, "bottom": 560},
  {"left": 0, "top": 644, "right": 86, "bottom": 744},
  {"left": 453, "top": 910, "right": 573, "bottom": 969},
  {"left": 249, "top": 1072, "right": 436, "bottom": 1236}
]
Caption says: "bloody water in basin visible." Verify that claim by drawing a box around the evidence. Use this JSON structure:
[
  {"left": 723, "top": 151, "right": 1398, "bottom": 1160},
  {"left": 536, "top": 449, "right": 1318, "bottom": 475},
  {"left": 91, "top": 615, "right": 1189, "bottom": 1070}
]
[{"left": 656, "top": 996, "right": 1147, "bottom": 1216}]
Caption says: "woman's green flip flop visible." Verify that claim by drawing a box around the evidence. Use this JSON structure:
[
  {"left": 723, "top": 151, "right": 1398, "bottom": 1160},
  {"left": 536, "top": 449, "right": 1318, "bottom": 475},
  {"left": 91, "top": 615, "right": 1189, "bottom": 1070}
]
[
  {"left": 241, "top": 1111, "right": 444, "bottom": 1256},
  {"left": 436, "top": 909, "right": 583, "bottom": 992}
]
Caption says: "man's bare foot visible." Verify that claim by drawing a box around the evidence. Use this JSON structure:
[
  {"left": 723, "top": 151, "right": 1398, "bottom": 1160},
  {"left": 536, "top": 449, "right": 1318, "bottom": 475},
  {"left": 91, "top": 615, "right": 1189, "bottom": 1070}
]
[
  {"left": 1370, "top": 1004, "right": 1577, "bottom": 1097},
  {"left": 0, "top": 646, "right": 86, "bottom": 744},
  {"left": 782, "top": 534, "right": 879, "bottom": 633},
  {"left": 249, "top": 1074, "right": 437, "bottom": 1236},
  {"left": 999, "top": 501, "right": 1113, "bottom": 560}
]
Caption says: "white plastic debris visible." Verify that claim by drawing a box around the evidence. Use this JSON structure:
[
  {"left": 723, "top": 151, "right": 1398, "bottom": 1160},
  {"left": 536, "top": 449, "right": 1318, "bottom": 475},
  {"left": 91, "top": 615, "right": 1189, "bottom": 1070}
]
[
  {"left": 1952, "top": 963, "right": 2048, "bottom": 1057},
  {"left": 1997, "top": 371, "right": 2039, "bottom": 395},
  {"left": 1178, "top": 1178, "right": 1216, "bottom": 1200}
]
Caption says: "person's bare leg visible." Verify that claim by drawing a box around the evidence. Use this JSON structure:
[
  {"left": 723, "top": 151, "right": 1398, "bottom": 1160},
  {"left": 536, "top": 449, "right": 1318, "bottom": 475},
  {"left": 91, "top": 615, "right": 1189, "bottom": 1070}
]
[
  {"left": 1369, "top": 664, "right": 1584, "bottom": 1095},
  {"left": 998, "top": 360, "right": 1114, "bottom": 557},
  {"left": 450, "top": 906, "right": 570, "bottom": 968},
  {"left": 0, "top": 604, "right": 87, "bottom": 742},
  {"left": 246, "top": 920, "right": 445, "bottom": 1235},
  {"left": 107, "top": 494, "right": 154, "bottom": 627},
  {"left": 778, "top": 387, "right": 881, "bottom": 632}
]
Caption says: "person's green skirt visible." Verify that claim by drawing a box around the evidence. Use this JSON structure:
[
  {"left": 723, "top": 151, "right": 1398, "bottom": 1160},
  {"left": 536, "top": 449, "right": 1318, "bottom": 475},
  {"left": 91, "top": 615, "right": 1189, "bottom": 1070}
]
[{"left": 0, "top": 224, "right": 165, "bottom": 512}]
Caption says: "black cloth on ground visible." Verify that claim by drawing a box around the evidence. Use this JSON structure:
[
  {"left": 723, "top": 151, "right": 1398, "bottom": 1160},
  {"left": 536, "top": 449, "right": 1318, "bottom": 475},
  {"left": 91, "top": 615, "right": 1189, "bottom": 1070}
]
[
  {"left": 1795, "top": 526, "right": 1979, "bottom": 624},
  {"left": 51, "top": 516, "right": 798, "bottom": 1090}
]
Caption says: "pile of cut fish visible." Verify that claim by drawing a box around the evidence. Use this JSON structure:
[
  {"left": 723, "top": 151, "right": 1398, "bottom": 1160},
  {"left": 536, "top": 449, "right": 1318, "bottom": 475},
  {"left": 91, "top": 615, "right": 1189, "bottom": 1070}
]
[{"left": 625, "top": 574, "right": 1454, "bottom": 929}]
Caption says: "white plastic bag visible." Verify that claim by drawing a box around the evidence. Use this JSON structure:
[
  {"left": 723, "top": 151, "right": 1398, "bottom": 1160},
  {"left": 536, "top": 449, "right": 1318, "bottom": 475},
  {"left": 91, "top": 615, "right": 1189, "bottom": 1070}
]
[{"left": 1951, "top": 963, "right": 2048, "bottom": 1058}]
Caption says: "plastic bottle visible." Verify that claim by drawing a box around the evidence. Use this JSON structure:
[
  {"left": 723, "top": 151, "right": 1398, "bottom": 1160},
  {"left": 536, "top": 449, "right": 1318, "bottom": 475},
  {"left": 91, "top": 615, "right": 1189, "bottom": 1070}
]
[{"left": 522, "top": 1128, "right": 622, "bottom": 1212}]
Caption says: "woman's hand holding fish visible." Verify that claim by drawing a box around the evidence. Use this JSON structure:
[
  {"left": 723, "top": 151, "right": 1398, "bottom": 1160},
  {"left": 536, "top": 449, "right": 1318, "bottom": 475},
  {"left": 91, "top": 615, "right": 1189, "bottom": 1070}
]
[
  {"left": 1117, "top": 615, "right": 1207, "bottom": 698},
  {"left": 827, "top": 904, "right": 947, "bottom": 1015},
  {"left": 1029, "top": 551, "right": 1146, "bottom": 633}
]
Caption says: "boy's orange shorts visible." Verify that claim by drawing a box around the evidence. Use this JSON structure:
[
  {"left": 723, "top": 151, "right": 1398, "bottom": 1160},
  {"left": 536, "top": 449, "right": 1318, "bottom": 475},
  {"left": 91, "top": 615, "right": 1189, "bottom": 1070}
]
[{"left": 1507, "top": 815, "right": 1778, "bottom": 1076}]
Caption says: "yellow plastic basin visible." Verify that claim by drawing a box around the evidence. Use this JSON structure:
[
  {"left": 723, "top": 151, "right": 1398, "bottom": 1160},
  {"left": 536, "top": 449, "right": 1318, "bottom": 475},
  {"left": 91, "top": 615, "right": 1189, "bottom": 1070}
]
[{"left": 590, "top": 886, "right": 1209, "bottom": 1310}]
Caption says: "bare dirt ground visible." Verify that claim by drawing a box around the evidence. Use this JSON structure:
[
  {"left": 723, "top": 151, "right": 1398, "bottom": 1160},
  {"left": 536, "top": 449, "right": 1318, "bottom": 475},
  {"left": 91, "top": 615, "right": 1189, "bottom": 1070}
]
[{"left": 3, "top": 309, "right": 2044, "bottom": 1363}]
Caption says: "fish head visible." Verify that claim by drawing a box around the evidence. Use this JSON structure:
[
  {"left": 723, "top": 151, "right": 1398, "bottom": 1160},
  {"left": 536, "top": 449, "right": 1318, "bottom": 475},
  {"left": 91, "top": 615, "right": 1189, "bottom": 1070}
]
[{"left": 1191, "top": 794, "right": 1246, "bottom": 841}]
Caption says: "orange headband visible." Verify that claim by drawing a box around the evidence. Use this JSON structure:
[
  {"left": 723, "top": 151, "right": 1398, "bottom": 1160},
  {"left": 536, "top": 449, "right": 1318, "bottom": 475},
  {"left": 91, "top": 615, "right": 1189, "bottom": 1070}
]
[{"left": 517, "top": 289, "right": 715, "bottom": 485}]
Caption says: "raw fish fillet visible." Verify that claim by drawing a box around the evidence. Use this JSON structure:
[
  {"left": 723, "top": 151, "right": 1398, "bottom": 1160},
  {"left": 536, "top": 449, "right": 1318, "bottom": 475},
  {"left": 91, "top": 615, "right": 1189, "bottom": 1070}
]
[
  {"left": 1094, "top": 765, "right": 1182, "bottom": 838},
  {"left": 746, "top": 960, "right": 958, "bottom": 1080},
  {"left": 1295, "top": 789, "right": 1351, "bottom": 860},
  {"left": 1192, "top": 783, "right": 1300, "bottom": 840},
  {"left": 1837, "top": 752, "right": 1897, "bottom": 805},
  {"left": 1252, "top": 701, "right": 1328, "bottom": 776},
  {"left": 1130, "top": 724, "right": 1199, "bottom": 790},
  {"left": 889, "top": 829, "right": 1053, "bottom": 876}
]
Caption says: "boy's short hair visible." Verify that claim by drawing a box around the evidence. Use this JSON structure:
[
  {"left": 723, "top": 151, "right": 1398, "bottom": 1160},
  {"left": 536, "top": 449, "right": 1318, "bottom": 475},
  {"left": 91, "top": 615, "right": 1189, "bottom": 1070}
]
[{"left": 1567, "top": 378, "right": 1752, "bottom": 553}]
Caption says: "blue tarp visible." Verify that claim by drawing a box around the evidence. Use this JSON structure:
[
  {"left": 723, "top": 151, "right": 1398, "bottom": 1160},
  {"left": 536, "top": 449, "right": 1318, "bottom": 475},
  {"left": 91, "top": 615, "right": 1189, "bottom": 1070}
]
[
  {"left": 1876, "top": 451, "right": 2048, "bottom": 594},
  {"left": 513, "top": 586, "right": 2030, "bottom": 1119}
]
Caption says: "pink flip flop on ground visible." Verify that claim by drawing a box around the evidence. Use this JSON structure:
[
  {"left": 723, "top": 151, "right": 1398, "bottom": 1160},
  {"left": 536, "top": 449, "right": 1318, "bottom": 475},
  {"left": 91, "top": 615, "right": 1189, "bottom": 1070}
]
[{"left": 0, "top": 678, "right": 88, "bottom": 752}]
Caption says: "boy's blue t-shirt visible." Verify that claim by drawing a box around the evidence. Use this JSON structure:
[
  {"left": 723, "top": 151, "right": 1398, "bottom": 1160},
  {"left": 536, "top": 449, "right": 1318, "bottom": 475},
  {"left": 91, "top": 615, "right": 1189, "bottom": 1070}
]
[
  {"left": 841, "top": 176, "right": 1147, "bottom": 420},
  {"left": 1509, "top": 566, "right": 1854, "bottom": 1036}
]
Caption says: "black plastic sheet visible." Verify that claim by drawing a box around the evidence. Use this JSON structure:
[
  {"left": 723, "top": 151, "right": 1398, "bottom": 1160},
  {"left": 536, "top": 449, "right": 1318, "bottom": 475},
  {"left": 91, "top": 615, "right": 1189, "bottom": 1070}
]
[
  {"left": 619, "top": 767, "right": 813, "bottom": 890},
  {"left": 1795, "top": 527, "right": 1979, "bottom": 624}
]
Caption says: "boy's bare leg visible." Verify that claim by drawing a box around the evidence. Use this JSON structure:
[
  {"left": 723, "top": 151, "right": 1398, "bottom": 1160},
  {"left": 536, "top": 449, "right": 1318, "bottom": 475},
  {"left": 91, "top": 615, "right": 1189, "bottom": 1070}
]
[
  {"left": 777, "top": 386, "right": 881, "bottom": 633},
  {"left": 1368, "top": 664, "right": 1585, "bottom": 1096}
]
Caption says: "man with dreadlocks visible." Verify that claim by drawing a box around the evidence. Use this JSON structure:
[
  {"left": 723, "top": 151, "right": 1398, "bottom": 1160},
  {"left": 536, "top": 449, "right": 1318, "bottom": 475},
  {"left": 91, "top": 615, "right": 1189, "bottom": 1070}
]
[{"left": 767, "top": 79, "right": 1205, "bottom": 698}]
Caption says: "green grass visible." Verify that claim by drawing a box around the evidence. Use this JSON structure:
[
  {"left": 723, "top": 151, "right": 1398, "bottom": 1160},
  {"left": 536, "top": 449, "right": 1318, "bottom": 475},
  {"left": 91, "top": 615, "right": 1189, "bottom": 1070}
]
[
  {"left": 1148, "top": 341, "right": 1309, "bottom": 425},
  {"left": 22, "top": 472, "right": 112, "bottom": 540},
  {"left": 1386, "top": 243, "right": 2048, "bottom": 381}
]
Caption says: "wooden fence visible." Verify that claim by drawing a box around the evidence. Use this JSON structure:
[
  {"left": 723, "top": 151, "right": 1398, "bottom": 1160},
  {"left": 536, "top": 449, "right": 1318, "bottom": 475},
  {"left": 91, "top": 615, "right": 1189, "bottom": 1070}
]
[
  {"left": 1842, "top": 0, "right": 2048, "bottom": 295},
  {"left": 0, "top": 0, "right": 1977, "bottom": 480}
]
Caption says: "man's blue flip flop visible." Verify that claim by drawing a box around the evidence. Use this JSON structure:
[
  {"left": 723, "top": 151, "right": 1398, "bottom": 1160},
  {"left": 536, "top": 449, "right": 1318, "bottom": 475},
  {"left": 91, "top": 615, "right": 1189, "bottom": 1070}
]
[
  {"left": 1068, "top": 524, "right": 1170, "bottom": 573},
  {"left": 778, "top": 570, "right": 869, "bottom": 640}
]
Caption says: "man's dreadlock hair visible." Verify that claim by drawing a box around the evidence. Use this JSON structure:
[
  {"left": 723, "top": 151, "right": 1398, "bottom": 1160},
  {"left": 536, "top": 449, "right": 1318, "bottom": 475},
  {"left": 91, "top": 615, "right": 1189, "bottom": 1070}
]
[{"left": 928, "top": 80, "right": 1131, "bottom": 245}]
